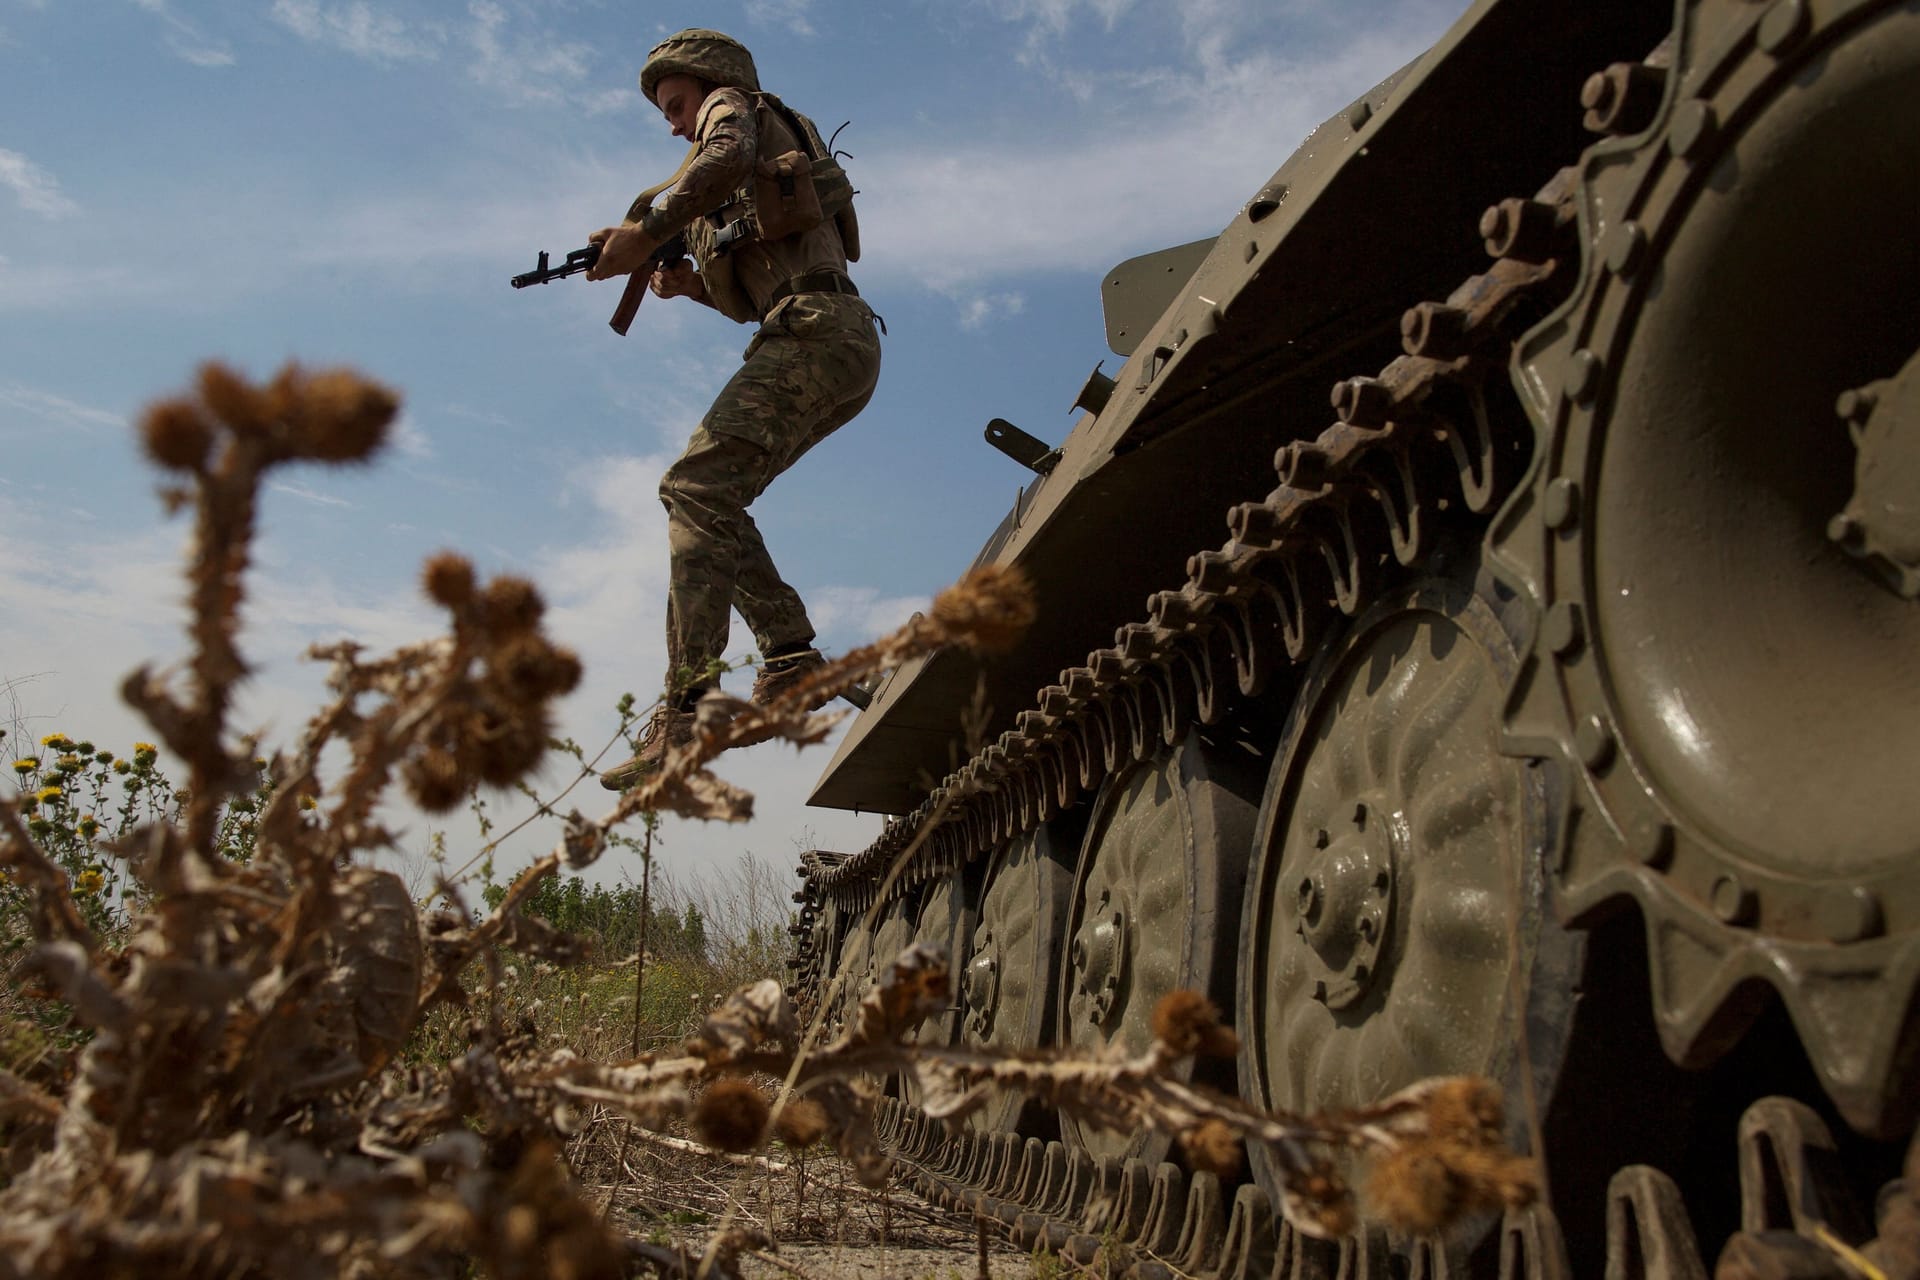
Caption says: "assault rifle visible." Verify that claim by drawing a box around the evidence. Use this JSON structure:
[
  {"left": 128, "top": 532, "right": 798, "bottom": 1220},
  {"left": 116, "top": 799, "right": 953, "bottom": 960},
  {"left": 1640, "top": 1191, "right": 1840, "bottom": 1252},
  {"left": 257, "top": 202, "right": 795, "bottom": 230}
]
[{"left": 509, "top": 231, "right": 689, "bottom": 335}]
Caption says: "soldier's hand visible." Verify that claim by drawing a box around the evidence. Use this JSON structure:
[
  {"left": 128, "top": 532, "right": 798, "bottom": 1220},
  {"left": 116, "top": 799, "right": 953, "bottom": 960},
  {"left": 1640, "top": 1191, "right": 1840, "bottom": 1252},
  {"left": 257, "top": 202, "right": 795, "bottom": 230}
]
[
  {"left": 650, "top": 261, "right": 703, "bottom": 301},
  {"left": 585, "top": 224, "right": 662, "bottom": 281}
]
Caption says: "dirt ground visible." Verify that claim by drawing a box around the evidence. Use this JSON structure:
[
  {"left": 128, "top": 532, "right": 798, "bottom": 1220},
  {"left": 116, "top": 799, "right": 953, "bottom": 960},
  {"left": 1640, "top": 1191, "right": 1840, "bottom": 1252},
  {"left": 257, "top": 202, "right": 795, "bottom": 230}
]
[{"left": 594, "top": 1133, "right": 1032, "bottom": 1280}]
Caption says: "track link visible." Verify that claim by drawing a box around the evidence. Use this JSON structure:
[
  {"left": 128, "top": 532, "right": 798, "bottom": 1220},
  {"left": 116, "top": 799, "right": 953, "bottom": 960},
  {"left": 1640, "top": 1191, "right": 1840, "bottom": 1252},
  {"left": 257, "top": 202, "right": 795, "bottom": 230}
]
[{"left": 867, "top": 1095, "right": 1918, "bottom": 1280}]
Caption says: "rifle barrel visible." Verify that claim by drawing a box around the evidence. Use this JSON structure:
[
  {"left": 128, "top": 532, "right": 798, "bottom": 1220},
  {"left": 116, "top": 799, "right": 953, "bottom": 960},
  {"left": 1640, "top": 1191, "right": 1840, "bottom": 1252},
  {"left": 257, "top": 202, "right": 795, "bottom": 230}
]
[{"left": 510, "top": 243, "right": 601, "bottom": 289}]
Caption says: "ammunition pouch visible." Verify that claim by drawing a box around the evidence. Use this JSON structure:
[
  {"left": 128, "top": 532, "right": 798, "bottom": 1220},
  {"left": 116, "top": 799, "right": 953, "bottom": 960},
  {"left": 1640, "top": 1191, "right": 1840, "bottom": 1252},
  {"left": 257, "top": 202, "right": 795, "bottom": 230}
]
[
  {"left": 702, "top": 252, "right": 757, "bottom": 324},
  {"left": 753, "top": 149, "right": 823, "bottom": 241},
  {"left": 744, "top": 94, "right": 861, "bottom": 261}
]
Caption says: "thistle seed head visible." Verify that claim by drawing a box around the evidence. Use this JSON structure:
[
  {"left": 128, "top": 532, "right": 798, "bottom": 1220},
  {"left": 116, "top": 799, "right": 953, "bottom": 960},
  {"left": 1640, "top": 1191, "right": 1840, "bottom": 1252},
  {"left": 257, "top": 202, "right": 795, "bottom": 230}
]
[
  {"left": 140, "top": 400, "right": 214, "bottom": 472},
  {"left": 422, "top": 552, "right": 476, "bottom": 608},
  {"left": 929, "top": 564, "right": 1035, "bottom": 653},
  {"left": 773, "top": 1095, "right": 829, "bottom": 1149},
  {"left": 694, "top": 1078, "right": 769, "bottom": 1153}
]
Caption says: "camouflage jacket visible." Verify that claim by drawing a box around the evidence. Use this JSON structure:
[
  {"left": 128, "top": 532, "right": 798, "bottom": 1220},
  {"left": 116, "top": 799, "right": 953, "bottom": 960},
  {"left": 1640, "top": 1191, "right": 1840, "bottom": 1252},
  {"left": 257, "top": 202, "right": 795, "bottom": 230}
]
[{"left": 640, "top": 87, "right": 851, "bottom": 324}]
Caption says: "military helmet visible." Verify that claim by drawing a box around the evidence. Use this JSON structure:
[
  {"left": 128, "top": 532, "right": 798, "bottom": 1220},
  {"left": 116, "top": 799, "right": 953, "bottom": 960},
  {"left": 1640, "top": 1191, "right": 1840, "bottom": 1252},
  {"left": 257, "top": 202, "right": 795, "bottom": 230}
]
[{"left": 640, "top": 29, "right": 760, "bottom": 103}]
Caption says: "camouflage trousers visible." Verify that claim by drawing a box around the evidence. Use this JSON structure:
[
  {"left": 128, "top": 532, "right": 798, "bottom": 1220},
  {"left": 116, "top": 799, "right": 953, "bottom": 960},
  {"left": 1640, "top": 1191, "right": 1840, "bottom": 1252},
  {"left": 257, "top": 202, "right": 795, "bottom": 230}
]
[{"left": 659, "top": 292, "right": 881, "bottom": 694}]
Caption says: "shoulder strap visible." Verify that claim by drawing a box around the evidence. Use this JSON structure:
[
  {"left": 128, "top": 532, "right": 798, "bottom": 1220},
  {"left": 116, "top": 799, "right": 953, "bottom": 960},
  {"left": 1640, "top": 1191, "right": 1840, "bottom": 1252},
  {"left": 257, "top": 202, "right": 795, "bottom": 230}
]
[
  {"left": 624, "top": 143, "right": 698, "bottom": 225},
  {"left": 610, "top": 144, "right": 700, "bottom": 335},
  {"left": 756, "top": 91, "right": 825, "bottom": 161}
]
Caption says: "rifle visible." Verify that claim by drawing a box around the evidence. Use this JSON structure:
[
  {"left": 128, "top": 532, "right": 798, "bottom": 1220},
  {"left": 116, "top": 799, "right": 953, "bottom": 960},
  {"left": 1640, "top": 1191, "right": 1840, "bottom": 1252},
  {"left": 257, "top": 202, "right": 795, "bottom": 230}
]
[{"left": 509, "top": 231, "right": 689, "bottom": 335}]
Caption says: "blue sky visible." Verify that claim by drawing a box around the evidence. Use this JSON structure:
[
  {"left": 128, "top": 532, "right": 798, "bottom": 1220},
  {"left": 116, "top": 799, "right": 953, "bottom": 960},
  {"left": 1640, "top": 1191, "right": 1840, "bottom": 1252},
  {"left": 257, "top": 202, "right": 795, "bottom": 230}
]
[{"left": 0, "top": 0, "right": 1459, "bottom": 892}]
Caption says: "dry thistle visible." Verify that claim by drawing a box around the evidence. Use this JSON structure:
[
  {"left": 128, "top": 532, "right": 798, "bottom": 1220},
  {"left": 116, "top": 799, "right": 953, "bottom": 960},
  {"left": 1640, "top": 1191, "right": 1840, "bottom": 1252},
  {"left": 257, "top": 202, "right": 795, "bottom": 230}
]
[
  {"left": 289, "top": 366, "right": 398, "bottom": 461},
  {"left": 495, "top": 634, "right": 584, "bottom": 704},
  {"left": 404, "top": 745, "right": 466, "bottom": 813},
  {"left": 694, "top": 1079, "right": 771, "bottom": 1153},
  {"left": 1181, "top": 1118, "right": 1243, "bottom": 1180},
  {"left": 926, "top": 563, "right": 1035, "bottom": 653},
  {"left": 138, "top": 399, "right": 214, "bottom": 471},
  {"left": 1150, "top": 990, "right": 1239, "bottom": 1059},
  {"left": 480, "top": 576, "right": 546, "bottom": 637},
  {"left": 422, "top": 550, "right": 477, "bottom": 607},
  {"left": 1364, "top": 1141, "right": 1537, "bottom": 1236},
  {"left": 1286, "top": 1164, "right": 1359, "bottom": 1238},
  {"left": 773, "top": 1095, "right": 829, "bottom": 1149},
  {"left": 1360, "top": 1081, "right": 1537, "bottom": 1235},
  {"left": 197, "top": 360, "right": 275, "bottom": 437},
  {"left": 1424, "top": 1075, "right": 1506, "bottom": 1146}
]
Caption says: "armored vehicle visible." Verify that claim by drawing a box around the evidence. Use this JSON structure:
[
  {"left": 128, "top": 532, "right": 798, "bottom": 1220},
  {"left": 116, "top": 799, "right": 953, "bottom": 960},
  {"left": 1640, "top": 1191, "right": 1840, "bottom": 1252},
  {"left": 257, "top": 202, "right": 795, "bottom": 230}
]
[{"left": 791, "top": 0, "right": 1920, "bottom": 1273}]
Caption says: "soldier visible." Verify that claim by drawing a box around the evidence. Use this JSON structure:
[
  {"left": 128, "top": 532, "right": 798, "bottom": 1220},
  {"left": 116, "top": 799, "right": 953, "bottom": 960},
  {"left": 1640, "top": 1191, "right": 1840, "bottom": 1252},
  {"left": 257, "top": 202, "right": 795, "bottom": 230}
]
[{"left": 586, "top": 29, "right": 881, "bottom": 789}]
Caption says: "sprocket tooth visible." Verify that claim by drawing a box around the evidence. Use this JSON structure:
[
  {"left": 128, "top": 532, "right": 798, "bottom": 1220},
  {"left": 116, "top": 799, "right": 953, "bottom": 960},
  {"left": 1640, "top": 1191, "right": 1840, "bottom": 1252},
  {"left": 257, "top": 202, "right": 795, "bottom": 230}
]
[{"left": 1772, "top": 948, "right": 1920, "bottom": 1141}]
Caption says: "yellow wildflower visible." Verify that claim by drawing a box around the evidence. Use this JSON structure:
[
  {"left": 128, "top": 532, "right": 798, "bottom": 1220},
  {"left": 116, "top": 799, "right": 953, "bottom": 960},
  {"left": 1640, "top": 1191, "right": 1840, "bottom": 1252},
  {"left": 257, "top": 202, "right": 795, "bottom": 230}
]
[
  {"left": 11, "top": 757, "right": 37, "bottom": 774},
  {"left": 39, "top": 733, "right": 72, "bottom": 751},
  {"left": 34, "top": 785, "right": 62, "bottom": 804},
  {"left": 298, "top": 794, "right": 318, "bottom": 811},
  {"left": 133, "top": 742, "right": 157, "bottom": 754},
  {"left": 73, "top": 868, "right": 105, "bottom": 897},
  {"left": 78, "top": 814, "right": 99, "bottom": 840},
  {"left": 112, "top": 758, "right": 131, "bottom": 775}
]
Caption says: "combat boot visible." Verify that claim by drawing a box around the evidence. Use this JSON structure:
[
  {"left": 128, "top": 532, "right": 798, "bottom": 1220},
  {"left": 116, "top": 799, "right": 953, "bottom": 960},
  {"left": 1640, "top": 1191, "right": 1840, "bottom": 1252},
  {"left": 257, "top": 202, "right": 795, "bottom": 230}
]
[
  {"left": 599, "top": 705, "right": 696, "bottom": 790},
  {"left": 750, "top": 647, "right": 826, "bottom": 705}
]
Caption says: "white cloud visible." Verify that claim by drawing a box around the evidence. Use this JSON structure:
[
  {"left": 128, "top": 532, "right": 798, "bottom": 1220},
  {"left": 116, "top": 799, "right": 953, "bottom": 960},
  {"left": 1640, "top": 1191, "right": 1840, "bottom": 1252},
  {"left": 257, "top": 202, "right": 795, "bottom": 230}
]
[
  {"left": 390, "top": 412, "right": 432, "bottom": 460},
  {"left": 855, "top": 16, "right": 1447, "bottom": 295},
  {"left": 805, "top": 585, "right": 929, "bottom": 647},
  {"left": 269, "top": 0, "right": 440, "bottom": 63},
  {"left": 953, "top": 291, "right": 1026, "bottom": 332},
  {"left": 463, "top": 0, "right": 594, "bottom": 106},
  {"left": 170, "top": 40, "right": 236, "bottom": 68},
  {"left": 0, "top": 147, "right": 79, "bottom": 219},
  {"left": 746, "top": 0, "right": 817, "bottom": 39},
  {"left": 129, "top": 0, "right": 235, "bottom": 66},
  {"left": 265, "top": 0, "right": 607, "bottom": 110},
  {"left": 580, "top": 87, "right": 639, "bottom": 118},
  {"left": 267, "top": 480, "right": 354, "bottom": 508},
  {"left": 983, "top": 0, "right": 1135, "bottom": 47},
  {"left": 0, "top": 381, "right": 124, "bottom": 435},
  {"left": 532, "top": 452, "right": 675, "bottom": 667}
]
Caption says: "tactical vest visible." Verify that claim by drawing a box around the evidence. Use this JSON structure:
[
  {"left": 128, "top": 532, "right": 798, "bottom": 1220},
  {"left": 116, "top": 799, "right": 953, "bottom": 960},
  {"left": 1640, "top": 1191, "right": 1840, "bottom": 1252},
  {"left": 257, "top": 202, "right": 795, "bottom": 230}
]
[{"left": 697, "top": 92, "right": 860, "bottom": 322}]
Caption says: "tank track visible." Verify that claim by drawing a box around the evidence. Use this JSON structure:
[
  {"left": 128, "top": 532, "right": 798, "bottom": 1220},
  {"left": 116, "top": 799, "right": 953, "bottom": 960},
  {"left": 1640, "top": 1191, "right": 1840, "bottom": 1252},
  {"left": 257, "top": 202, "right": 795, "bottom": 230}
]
[{"left": 865, "top": 1092, "right": 1918, "bottom": 1280}]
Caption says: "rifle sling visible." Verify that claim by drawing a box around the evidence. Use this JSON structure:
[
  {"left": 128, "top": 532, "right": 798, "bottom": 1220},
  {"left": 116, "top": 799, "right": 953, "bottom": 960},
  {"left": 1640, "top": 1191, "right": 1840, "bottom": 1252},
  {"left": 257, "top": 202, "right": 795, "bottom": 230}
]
[{"left": 610, "top": 145, "right": 697, "bottom": 336}]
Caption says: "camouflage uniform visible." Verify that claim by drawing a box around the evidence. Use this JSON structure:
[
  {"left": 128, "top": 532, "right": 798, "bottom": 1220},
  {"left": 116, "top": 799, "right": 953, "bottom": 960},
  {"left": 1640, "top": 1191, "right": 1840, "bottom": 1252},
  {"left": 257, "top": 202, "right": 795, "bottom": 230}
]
[
  {"left": 636, "top": 64, "right": 882, "bottom": 698},
  {"left": 661, "top": 294, "right": 880, "bottom": 689}
]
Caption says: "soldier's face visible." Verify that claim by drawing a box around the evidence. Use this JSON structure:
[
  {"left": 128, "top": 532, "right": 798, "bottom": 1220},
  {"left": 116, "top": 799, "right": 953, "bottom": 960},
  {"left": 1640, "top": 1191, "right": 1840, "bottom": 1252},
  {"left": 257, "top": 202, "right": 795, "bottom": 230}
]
[{"left": 654, "top": 74, "right": 709, "bottom": 141}]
